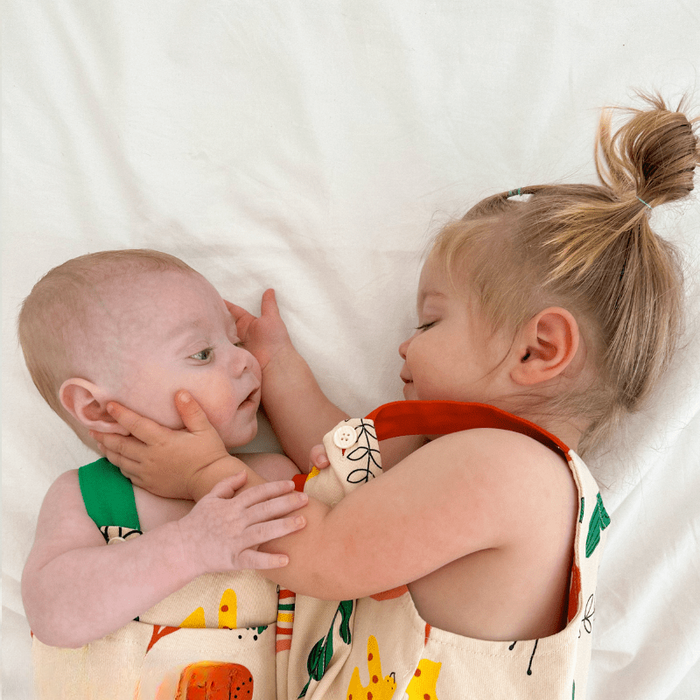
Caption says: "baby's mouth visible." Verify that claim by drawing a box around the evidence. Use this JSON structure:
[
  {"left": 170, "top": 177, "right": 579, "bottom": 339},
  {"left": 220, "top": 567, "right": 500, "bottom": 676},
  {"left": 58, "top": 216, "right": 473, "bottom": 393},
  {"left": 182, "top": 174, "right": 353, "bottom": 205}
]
[{"left": 241, "top": 387, "right": 260, "bottom": 407}]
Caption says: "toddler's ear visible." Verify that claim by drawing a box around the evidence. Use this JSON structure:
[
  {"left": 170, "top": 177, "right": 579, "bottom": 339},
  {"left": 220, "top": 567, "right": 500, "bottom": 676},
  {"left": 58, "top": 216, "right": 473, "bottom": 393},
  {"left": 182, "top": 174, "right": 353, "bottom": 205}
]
[
  {"left": 510, "top": 308, "right": 580, "bottom": 386},
  {"left": 59, "top": 379, "right": 130, "bottom": 435}
]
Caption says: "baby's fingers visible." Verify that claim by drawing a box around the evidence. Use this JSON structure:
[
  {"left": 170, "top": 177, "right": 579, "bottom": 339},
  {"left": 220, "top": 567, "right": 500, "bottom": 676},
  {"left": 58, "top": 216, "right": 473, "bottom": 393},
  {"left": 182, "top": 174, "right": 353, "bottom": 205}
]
[
  {"left": 243, "top": 490, "right": 308, "bottom": 528},
  {"left": 236, "top": 548, "right": 290, "bottom": 571},
  {"left": 239, "top": 513, "right": 307, "bottom": 561}
]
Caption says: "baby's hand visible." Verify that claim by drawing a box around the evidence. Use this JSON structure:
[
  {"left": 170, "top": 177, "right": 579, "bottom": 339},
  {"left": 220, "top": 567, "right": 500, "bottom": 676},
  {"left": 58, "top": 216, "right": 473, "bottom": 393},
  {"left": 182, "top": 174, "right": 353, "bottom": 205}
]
[
  {"left": 178, "top": 472, "right": 307, "bottom": 574},
  {"left": 91, "top": 391, "right": 229, "bottom": 500},
  {"left": 226, "top": 289, "right": 294, "bottom": 372},
  {"left": 309, "top": 444, "right": 330, "bottom": 472}
]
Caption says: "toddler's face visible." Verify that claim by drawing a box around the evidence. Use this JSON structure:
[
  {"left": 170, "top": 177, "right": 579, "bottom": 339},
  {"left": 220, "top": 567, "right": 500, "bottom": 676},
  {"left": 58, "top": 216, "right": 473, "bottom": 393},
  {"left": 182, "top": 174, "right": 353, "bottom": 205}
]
[
  {"left": 398, "top": 257, "right": 511, "bottom": 406},
  {"left": 103, "top": 270, "right": 261, "bottom": 450}
]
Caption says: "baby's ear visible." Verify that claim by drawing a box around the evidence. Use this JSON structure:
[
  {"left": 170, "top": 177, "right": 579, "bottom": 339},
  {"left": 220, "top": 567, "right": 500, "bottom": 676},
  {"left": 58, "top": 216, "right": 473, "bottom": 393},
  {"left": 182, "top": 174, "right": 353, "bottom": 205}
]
[
  {"left": 510, "top": 308, "right": 580, "bottom": 386},
  {"left": 59, "top": 379, "right": 130, "bottom": 434}
]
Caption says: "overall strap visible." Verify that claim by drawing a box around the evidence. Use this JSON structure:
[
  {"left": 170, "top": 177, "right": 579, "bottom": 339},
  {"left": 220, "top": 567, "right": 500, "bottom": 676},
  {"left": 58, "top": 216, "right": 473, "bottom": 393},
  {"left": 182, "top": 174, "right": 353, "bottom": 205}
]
[
  {"left": 365, "top": 401, "right": 570, "bottom": 458},
  {"left": 78, "top": 457, "right": 141, "bottom": 530}
]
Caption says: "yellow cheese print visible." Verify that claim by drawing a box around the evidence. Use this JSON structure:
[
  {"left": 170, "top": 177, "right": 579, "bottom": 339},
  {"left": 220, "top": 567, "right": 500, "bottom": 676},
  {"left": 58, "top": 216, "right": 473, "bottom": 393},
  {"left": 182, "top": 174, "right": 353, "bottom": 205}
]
[
  {"left": 405, "top": 658, "right": 442, "bottom": 700},
  {"left": 218, "top": 588, "right": 238, "bottom": 629},
  {"left": 180, "top": 607, "right": 206, "bottom": 628},
  {"left": 177, "top": 588, "right": 238, "bottom": 629},
  {"left": 346, "top": 635, "right": 396, "bottom": 700}
]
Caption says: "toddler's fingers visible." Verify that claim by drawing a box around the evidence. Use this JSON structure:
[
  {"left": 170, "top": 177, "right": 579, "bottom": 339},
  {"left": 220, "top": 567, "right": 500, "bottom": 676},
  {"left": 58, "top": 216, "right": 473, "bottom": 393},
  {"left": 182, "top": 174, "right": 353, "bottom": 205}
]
[
  {"left": 91, "top": 431, "right": 145, "bottom": 462},
  {"left": 224, "top": 299, "right": 255, "bottom": 325},
  {"left": 174, "top": 391, "right": 216, "bottom": 434},
  {"left": 309, "top": 444, "right": 330, "bottom": 470},
  {"left": 89, "top": 441, "right": 141, "bottom": 479},
  {"left": 106, "top": 402, "right": 163, "bottom": 443},
  {"left": 260, "top": 288, "right": 280, "bottom": 316}
]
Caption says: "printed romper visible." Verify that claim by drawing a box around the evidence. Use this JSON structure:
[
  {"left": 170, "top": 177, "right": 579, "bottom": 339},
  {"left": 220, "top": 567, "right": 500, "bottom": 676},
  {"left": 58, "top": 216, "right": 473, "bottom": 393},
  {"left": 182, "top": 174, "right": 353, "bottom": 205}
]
[{"left": 276, "top": 400, "right": 610, "bottom": 700}]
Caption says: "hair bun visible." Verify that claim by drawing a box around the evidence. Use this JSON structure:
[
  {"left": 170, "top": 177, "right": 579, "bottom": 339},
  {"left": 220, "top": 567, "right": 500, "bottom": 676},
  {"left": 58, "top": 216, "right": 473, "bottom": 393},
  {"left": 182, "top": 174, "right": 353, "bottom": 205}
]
[{"left": 595, "top": 93, "right": 699, "bottom": 209}]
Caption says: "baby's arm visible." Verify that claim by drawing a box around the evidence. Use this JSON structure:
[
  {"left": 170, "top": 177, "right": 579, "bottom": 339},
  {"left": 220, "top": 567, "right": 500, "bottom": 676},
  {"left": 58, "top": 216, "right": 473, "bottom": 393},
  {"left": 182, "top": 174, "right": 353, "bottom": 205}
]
[
  {"left": 229, "top": 290, "right": 422, "bottom": 470},
  {"left": 22, "top": 469, "right": 306, "bottom": 648}
]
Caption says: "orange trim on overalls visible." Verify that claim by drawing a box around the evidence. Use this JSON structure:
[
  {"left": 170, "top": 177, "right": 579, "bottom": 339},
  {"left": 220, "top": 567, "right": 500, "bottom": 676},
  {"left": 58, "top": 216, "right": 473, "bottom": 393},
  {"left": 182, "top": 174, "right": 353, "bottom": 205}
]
[{"left": 365, "top": 400, "right": 570, "bottom": 458}]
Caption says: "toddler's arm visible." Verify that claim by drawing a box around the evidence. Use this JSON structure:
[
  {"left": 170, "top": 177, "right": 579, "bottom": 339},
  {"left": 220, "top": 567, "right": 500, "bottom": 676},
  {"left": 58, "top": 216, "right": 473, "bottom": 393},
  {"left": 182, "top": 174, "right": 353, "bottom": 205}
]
[
  {"left": 93, "top": 395, "right": 564, "bottom": 602},
  {"left": 22, "top": 469, "right": 306, "bottom": 648},
  {"left": 229, "top": 290, "right": 422, "bottom": 470}
]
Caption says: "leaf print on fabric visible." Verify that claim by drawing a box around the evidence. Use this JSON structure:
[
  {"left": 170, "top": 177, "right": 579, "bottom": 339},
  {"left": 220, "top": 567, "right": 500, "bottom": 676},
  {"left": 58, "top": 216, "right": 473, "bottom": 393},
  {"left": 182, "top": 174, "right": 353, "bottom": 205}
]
[
  {"left": 345, "top": 420, "right": 382, "bottom": 485},
  {"left": 298, "top": 600, "right": 354, "bottom": 698},
  {"left": 585, "top": 493, "right": 611, "bottom": 557}
]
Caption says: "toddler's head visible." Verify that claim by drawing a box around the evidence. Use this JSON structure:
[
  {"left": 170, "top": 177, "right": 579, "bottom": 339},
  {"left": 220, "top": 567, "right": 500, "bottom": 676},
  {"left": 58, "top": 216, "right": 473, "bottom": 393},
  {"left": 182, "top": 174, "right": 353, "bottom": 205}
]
[
  {"left": 424, "top": 95, "right": 699, "bottom": 452},
  {"left": 19, "top": 250, "right": 261, "bottom": 451}
]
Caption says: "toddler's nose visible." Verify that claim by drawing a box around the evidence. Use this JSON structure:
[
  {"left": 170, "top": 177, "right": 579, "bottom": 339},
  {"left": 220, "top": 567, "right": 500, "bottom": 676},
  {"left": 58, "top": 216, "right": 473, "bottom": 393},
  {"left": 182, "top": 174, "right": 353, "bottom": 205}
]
[{"left": 398, "top": 336, "right": 411, "bottom": 360}]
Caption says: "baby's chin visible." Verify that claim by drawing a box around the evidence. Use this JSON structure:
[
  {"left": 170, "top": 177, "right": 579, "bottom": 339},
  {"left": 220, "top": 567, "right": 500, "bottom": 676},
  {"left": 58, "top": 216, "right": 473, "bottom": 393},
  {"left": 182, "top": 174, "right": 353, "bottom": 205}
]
[{"left": 222, "top": 416, "right": 259, "bottom": 451}]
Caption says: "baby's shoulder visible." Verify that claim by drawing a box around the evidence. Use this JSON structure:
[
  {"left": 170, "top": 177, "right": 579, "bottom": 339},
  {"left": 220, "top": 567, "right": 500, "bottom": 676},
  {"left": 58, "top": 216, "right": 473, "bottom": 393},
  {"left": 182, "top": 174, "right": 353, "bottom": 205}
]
[
  {"left": 45, "top": 468, "right": 192, "bottom": 532},
  {"left": 133, "top": 486, "right": 193, "bottom": 531}
]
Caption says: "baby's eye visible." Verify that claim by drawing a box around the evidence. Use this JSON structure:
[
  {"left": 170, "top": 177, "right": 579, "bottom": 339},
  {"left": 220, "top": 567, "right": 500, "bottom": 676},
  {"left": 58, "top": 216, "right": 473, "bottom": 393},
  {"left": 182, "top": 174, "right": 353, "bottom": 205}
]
[{"left": 190, "top": 348, "right": 213, "bottom": 362}]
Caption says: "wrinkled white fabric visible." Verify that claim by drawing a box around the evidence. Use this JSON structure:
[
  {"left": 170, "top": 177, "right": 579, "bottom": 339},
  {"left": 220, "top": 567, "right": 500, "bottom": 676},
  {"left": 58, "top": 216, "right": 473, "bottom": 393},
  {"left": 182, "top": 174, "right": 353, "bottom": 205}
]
[{"left": 3, "top": 2, "right": 699, "bottom": 698}]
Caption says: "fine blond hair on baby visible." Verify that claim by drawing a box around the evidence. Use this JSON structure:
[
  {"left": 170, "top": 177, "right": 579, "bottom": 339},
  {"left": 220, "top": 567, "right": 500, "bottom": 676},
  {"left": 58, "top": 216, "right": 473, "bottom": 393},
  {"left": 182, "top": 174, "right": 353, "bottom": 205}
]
[
  {"left": 430, "top": 94, "right": 699, "bottom": 453},
  {"left": 18, "top": 249, "right": 199, "bottom": 436}
]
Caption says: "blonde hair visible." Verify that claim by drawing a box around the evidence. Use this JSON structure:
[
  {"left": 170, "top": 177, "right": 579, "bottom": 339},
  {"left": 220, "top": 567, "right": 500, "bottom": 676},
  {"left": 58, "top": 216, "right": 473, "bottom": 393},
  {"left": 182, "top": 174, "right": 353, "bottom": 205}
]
[
  {"left": 431, "top": 94, "right": 699, "bottom": 453},
  {"left": 18, "top": 249, "right": 198, "bottom": 426}
]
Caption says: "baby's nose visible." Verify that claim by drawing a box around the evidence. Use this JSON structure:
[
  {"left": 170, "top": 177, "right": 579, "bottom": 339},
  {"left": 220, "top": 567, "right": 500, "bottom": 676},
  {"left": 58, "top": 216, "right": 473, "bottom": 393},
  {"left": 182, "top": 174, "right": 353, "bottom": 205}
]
[{"left": 230, "top": 346, "right": 253, "bottom": 376}]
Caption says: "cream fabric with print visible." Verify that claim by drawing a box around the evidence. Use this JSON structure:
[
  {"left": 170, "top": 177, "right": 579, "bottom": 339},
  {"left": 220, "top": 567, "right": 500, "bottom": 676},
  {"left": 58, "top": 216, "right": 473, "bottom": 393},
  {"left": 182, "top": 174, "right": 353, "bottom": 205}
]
[{"left": 279, "top": 412, "right": 608, "bottom": 700}]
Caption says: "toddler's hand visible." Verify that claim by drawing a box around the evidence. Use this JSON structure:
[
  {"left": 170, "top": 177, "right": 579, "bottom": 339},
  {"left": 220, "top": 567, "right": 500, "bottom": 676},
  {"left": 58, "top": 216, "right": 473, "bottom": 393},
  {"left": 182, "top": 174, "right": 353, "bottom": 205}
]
[
  {"left": 90, "top": 391, "right": 229, "bottom": 500},
  {"left": 179, "top": 472, "right": 307, "bottom": 574},
  {"left": 226, "top": 289, "right": 294, "bottom": 371},
  {"left": 309, "top": 444, "right": 330, "bottom": 472}
]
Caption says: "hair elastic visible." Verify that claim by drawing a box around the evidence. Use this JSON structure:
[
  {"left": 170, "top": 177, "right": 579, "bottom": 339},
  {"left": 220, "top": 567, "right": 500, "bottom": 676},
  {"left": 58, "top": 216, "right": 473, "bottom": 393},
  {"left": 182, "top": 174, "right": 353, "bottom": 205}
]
[
  {"left": 636, "top": 196, "right": 652, "bottom": 210},
  {"left": 507, "top": 188, "right": 523, "bottom": 197}
]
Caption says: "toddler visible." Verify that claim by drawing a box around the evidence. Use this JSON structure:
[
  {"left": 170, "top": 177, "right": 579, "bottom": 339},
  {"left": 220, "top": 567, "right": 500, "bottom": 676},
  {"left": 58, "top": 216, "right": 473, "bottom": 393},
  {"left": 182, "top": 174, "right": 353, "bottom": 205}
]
[
  {"left": 19, "top": 250, "right": 310, "bottom": 699},
  {"left": 95, "top": 95, "right": 699, "bottom": 699}
]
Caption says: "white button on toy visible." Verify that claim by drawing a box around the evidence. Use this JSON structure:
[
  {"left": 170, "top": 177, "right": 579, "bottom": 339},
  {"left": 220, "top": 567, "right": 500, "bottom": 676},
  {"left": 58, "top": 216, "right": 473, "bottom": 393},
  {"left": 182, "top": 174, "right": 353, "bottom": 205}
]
[{"left": 333, "top": 425, "right": 357, "bottom": 449}]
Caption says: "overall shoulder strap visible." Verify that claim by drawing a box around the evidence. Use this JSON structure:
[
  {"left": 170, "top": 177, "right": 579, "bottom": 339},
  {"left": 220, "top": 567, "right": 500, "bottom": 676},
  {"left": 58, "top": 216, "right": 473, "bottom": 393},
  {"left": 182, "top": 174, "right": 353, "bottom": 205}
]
[
  {"left": 78, "top": 457, "right": 141, "bottom": 530},
  {"left": 365, "top": 400, "right": 570, "bottom": 458}
]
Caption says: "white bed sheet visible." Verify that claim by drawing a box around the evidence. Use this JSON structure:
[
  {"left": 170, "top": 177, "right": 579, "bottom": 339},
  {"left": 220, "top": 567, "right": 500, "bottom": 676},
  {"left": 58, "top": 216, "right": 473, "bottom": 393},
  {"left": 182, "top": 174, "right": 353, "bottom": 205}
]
[{"left": 3, "top": 2, "right": 699, "bottom": 698}]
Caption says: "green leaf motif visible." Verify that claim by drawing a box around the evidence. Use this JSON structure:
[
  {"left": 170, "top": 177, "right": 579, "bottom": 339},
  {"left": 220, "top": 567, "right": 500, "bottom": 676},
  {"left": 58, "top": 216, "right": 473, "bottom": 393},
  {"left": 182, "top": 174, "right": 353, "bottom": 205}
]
[
  {"left": 585, "top": 493, "right": 611, "bottom": 558},
  {"left": 338, "top": 600, "right": 353, "bottom": 644},
  {"left": 297, "top": 600, "right": 354, "bottom": 698}
]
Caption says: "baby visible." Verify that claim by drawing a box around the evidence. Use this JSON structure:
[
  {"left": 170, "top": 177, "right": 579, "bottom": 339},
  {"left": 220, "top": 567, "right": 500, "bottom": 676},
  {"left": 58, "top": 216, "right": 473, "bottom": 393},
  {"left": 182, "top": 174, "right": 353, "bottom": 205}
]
[{"left": 19, "top": 249, "right": 309, "bottom": 699}]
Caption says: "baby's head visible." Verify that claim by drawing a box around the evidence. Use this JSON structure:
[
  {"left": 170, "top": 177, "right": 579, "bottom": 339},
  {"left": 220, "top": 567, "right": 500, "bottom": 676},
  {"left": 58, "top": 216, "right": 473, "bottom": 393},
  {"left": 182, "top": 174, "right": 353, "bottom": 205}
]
[
  {"left": 19, "top": 250, "right": 261, "bottom": 451},
  {"left": 415, "top": 95, "right": 699, "bottom": 452}
]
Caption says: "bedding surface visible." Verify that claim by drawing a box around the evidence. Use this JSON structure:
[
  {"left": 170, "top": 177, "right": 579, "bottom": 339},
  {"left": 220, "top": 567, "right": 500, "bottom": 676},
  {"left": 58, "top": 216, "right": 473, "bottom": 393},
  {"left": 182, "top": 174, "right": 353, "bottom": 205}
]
[{"left": 3, "top": 1, "right": 699, "bottom": 698}]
